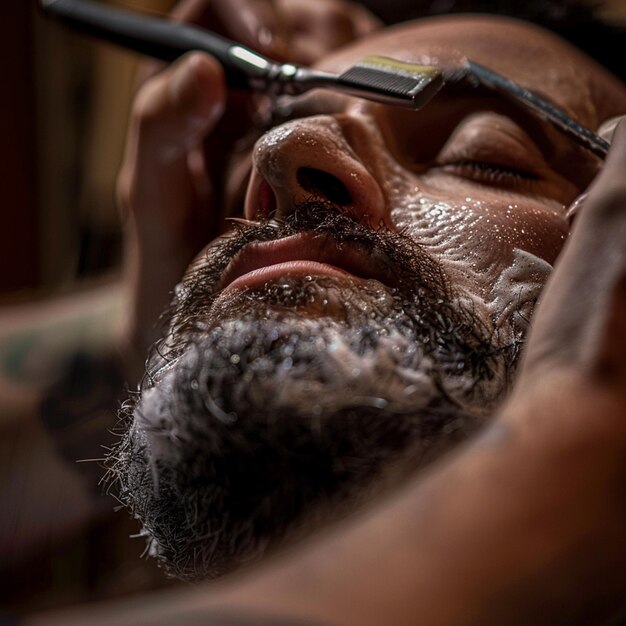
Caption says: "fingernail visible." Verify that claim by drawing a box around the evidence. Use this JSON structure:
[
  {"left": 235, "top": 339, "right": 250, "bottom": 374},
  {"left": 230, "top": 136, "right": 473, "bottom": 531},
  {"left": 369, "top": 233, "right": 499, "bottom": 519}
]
[
  {"left": 597, "top": 115, "right": 624, "bottom": 144},
  {"left": 566, "top": 192, "right": 588, "bottom": 223}
]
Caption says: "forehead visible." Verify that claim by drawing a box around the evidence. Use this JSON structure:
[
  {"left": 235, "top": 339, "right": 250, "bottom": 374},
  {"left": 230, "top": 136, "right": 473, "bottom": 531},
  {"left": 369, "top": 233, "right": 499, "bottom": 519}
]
[{"left": 315, "top": 15, "right": 601, "bottom": 127}]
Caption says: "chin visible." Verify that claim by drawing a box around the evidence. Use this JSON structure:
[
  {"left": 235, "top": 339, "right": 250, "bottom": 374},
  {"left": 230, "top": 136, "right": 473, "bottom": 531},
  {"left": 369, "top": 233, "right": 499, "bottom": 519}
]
[{"left": 106, "top": 272, "right": 511, "bottom": 580}]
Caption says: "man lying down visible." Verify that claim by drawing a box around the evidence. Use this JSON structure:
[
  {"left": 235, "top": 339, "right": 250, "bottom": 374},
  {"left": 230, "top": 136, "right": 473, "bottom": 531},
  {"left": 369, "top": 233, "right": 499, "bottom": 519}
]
[{"left": 99, "top": 0, "right": 626, "bottom": 621}]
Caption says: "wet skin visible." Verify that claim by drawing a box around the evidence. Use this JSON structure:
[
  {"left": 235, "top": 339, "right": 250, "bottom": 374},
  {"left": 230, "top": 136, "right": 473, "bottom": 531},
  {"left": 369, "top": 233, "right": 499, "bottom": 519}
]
[
  {"left": 214, "top": 16, "right": 626, "bottom": 315},
  {"left": 118, "top": 14, "right": 626, "bottom": 372}
]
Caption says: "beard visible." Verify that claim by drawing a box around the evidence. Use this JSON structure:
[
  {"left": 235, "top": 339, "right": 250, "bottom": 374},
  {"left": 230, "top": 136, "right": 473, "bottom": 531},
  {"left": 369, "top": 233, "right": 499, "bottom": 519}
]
[{"left": 107, "top": 201, "right": 518, "bottom": 581}]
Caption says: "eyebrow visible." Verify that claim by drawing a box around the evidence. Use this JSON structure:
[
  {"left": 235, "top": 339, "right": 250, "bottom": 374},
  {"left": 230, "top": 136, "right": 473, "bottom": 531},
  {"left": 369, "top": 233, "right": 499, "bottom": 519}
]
[
  {"left": 270, "top": 61, "right": 609, "bottom": 162},
  {"left": 441, "top": 61, "right": 609, "bottom": 159}
]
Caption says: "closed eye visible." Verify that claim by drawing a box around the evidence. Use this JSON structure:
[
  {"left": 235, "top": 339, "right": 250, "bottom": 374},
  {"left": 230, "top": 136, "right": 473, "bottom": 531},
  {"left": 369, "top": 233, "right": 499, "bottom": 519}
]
[{"left": 439, "top": 159, "right": 540, "bottom": 188}]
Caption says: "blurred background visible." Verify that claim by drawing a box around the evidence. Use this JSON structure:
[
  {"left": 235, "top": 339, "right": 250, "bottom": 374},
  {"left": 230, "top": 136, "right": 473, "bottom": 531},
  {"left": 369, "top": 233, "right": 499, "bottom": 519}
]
[
  {"left": 1, "top": 0, "right": 177, "bottom": 299},
  {"left": 0, "top": 0, "right": 624, "bottom": 621}
]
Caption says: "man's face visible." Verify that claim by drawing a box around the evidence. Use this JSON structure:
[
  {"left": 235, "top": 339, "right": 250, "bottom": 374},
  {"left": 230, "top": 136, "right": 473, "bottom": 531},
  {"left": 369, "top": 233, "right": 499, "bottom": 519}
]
[{"left": 110, "top": 17, "right": 625, "bottom": 580}]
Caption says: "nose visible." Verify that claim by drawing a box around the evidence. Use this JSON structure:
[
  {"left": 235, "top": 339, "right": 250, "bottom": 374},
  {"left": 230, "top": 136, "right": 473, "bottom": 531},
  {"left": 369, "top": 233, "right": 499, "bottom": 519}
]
[{"left": 244, "top": 115, "right": 390, "bottom": 229}]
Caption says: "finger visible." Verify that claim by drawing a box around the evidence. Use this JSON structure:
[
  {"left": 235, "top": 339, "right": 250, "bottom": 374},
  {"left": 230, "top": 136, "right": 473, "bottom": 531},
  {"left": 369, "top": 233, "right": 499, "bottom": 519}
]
[
  {"left": 137, "top": 0, "right": 216, "bottom": 84},
  {"left": 118, "top": 52, "right": 225, "bottom": 236},
  {"left": 519, "top": 120, "right": 626, "bottom": 380},
  {"left": 582, "top": 119, "right": 626, "bottom": 208},
  {"left": 213, "top": 0, "right": 292, "bottom": 58},
  {"left": 170, "top": 0, "right": 214, "bottom": 24},
  {"left": 171, "top": 0, "right": 291, "bottom": 58},
  {"left": 274, "top": 0, "right": 382, "bottom": 64},
  {"left": 118, "top": 52, "right": 226, "bottom": 357}
]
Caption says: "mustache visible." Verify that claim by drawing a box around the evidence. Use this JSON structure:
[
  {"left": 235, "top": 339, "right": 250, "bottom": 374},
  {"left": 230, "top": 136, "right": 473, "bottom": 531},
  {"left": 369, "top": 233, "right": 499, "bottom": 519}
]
[
  {"left": 110, "top": 208, "right": 514, "bottom": 582},
  {"left": 146, "top": 200, "right": 462, "bottom": 383},
  {"left": 185, "top": 199, "right": 450, "bottom": 303}
]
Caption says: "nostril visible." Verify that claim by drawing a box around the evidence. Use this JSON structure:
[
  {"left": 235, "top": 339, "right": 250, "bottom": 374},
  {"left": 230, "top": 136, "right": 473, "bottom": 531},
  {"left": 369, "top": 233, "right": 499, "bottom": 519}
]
[{"left": 296, "top": 167, "right": 352, "bottom": 206}]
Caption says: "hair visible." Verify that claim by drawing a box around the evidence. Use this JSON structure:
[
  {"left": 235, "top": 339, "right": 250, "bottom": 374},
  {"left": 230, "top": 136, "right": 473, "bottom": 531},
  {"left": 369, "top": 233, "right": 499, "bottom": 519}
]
[{"left": 106, "top": 202, "right": 516, "bottom": 579}]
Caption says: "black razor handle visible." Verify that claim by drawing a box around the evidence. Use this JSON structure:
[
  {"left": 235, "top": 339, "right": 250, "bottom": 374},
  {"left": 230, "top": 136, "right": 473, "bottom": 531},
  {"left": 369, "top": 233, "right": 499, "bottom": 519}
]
[{"left": 40, "top": 0, "right": 270, "bottom": 89}]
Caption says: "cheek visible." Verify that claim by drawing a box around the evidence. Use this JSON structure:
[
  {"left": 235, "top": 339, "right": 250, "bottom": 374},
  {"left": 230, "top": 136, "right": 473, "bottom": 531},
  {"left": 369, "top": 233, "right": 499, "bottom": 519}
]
[
  {"left": 389, "top": 180, "right": 569, "bottom": 288},
  {"left": 391, "top": 182, "right": 569, "bottom": 258}
]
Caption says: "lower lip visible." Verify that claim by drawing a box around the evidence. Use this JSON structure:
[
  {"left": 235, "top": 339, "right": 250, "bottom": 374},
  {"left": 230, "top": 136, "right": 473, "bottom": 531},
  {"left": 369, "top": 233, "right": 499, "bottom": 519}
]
[{"left": 225, "top": 260, "right": 355, "bottom": 291}]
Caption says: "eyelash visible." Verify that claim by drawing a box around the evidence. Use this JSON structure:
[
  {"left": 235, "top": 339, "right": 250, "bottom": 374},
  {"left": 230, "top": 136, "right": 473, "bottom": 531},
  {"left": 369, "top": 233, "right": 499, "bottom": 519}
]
[{"left": 441, "top": 159, "right": 539, "bottom": 187}]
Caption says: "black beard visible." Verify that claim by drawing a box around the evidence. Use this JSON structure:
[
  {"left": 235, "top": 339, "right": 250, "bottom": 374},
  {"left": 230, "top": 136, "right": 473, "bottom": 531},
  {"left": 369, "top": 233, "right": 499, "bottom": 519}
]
[{"left": 106, "top": 201, "right": 518, "bottom": 581}]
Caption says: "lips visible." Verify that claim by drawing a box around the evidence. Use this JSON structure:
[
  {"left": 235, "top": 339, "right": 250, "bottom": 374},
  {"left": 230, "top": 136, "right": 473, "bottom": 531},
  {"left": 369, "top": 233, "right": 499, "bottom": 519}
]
[{"left": 218, "top": 232, "right": 396, "bottom": 291}]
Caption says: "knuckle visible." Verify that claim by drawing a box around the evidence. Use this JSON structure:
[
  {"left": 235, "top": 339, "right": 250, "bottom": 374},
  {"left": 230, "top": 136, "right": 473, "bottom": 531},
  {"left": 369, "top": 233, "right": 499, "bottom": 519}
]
[{"left": 131, "top": 81, "right": 165, "bottom": 130}]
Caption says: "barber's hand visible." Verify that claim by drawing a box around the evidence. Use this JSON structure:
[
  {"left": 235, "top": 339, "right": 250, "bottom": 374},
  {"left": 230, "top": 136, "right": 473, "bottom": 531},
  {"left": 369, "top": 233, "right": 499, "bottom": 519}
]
[
  {"left": 516, "top": 119, "right": 626, "bottom": 402},
  {"left": 116, "top": 0, "right": 381, "bottom": 379}
]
